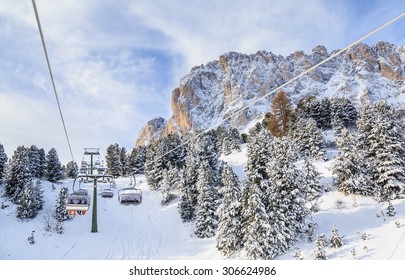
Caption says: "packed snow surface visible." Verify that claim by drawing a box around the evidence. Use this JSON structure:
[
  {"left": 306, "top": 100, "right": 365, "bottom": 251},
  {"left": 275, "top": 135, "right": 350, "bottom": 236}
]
[{"left": 1, "top": 145, "right": 405, "bottom": 260}]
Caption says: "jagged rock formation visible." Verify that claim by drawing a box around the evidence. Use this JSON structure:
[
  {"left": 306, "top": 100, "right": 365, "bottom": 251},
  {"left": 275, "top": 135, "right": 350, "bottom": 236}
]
[
  {"left": 136, "top": 41, "right": 405, "bottom": 146},
  {"left": 135, "top": 117, "right": 167, "bottom": 147}
]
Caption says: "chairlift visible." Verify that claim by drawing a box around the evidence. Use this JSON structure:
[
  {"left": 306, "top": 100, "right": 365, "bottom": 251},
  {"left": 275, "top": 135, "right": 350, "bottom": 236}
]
[
  {"left": 118, "top": 173, "right": 142, "bottom": 206},
  {"left": 65, "top": 176, "right": 91, "bottom": 215},
  {"left": 100, "top": 178, "right": 114, "bottom": 198}
]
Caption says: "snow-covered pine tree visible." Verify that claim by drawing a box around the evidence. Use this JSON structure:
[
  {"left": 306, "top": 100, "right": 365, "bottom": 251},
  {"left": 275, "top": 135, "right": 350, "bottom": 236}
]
[
  {"left": 230, "top": 127, "right": 242, "bottom": 152},
  {"left": 38, "top": 148, "right": 47, "bottom": 179},
  {"left": 16, "top": 179, "right": 43, "bottom": 219},
  {"left": 330, "top": 97, "right": 357, "bottom": 131},
  {"left": 369, "top": 102, "right": 405, "bottom": 202},
  {"left": 329, "top": 225, "right": 344, "bottom": 248},
  {"left": 289, "top": 117, "right": 326, "bottom": 160},
  {"left": 386, "top": 200, "right": 396, "bottom": 217},
  {"left": 28, "top": 145, "right": 41, "bottom": 178},
  {"left": 194, "top": 160, "right": 218, "bottom": 238},
  {"left": 194, "top": 130, "right": 220, "bottom": 186},
  {"left": 314, "top": 234, "right": 328, "bottom": 260},
  {"left": 127, "top": 146, "right": 147, "bottom": 174},
  {"left": 46, "top": 148, "right": 64, "bottom": 183},
  {"left": 161, "top": 169, "right": 176, "bottom": 205},
  {"left": 178, "top": 143, "right": 200, "bottom": 222},
  {"left": 244, "top": 126, "right": 273, "bottom": 190},
  {"left": 106, "top": 143, "right": 122, "bottom": 177},
  {"left": 242, "top": 182, "right": 271, "bottom": 259},
  {"left": 301, "top": 156, "right": 322, "bottom": 202},
  {"left": 166, "top": 133, "right": 187, "bottom": 170},
  {"left": 266, "top": 138, "right": 310, "bottom": 258},
  {"left": 120, "top": 147, "right": 128, "bottom": 177},
  {"left": 221, "top": 136, "right": 232, "bottom": 156},
  {"left": 216, "top": 163, "right": 242, "bottom": 257},
  {"left": 54, "top": 185, "right": 69, "bottom": 222},
  {"left": 144, "top": 140, "right": 166, "bottom": 190},
  {"left": 306, "top": 118, "right": 327, "bottom": 160},
  {"left": 66, "top": 161, "right": 78, "bottom": 178},
  {"left": 0, "top": 143, "right": 7, "bottom": 182},
  {"left": 331, "top": 128, "right": 373, "bottom": 196},
  {"left": 3, "top": 146, "right": 32, "bottom": 203}
]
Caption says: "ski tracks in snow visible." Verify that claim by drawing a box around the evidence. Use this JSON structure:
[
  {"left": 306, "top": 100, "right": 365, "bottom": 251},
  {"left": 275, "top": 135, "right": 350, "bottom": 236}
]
[{"left": 104, "top": 186, "right": 163, "bottom": 260}]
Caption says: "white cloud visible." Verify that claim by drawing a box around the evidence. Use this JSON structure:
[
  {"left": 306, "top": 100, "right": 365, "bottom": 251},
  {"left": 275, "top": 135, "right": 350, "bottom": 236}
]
[
  {"left": 128, "top": 0, "right": 349, "bottom": 73},
  {"left": 0, "top": 0, "right": 404, "bottom": 164}
]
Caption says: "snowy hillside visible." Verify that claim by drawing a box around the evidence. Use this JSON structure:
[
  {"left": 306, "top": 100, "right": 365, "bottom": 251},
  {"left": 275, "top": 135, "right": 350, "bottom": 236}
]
[{"left": 1, "top": 144, "right": 404, "bottom": 260}]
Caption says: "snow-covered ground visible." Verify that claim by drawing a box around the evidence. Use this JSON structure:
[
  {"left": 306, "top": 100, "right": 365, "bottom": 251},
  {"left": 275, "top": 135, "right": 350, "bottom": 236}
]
[{"left": 1, "top": 145, "right": 405, "bottom": 260}]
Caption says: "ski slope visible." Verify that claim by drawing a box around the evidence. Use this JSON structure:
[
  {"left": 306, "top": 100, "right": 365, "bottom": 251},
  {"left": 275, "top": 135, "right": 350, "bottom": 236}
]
[
  {"left": 1, "top": 145, "right": 405, "bottom": 260},
  {"left": 0, "top": 177, "right": 221, "bottom": 260}
]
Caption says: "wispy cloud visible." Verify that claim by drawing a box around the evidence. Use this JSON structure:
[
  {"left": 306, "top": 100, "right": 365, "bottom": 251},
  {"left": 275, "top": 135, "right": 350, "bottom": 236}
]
[{"left": 0, "top": 0, "right": 404, "bottom": 163}]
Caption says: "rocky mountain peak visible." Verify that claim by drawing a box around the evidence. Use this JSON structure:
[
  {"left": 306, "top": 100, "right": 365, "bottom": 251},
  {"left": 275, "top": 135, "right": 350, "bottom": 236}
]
[{"left": 135, "top": 41, "right": 405, "bottom": 147}]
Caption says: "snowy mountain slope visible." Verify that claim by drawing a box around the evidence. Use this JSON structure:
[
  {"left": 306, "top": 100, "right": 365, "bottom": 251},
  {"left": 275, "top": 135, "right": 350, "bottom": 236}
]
[
  {"left": 1, "top": 144, "right": 405, "bottom": 260},
  {"left": 136, "top": 41, "right": 405, "bottom": 146}
]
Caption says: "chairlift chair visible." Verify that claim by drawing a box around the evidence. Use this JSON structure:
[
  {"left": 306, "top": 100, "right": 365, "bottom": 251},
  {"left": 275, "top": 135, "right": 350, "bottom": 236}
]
[
  {"left": 65, "top": 176, "right": 91, "bottom": 215},
  {"left": 118, "top": 188, "right": 142, "bottom": 205},
  {"left": 118, "top": 173, "right": 142, "bottom": 205}
]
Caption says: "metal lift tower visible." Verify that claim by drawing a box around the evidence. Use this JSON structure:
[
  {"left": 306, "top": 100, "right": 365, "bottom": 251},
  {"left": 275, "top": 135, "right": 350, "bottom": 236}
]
[{"left": 84, "top": 148, "right": 100, "bottom": 233}]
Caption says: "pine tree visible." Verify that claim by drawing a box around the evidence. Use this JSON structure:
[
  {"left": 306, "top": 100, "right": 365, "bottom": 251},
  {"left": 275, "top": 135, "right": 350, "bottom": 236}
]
[
  {"left": 178, "top": 145, "right": 200, "bottom": 222},
  {"left": 216, "top": 164, "right": 242, "bottom": 257},
  {"left": 16, "top": 180, "right": 43, "bottom": 219},
  {"left": 46, "top": 148, "right": 64, "bottom": 183},
  {"left": 106, "top": 143, "right": 122, "bottom": 177},
  {"left": 372, "top": 102, "right": 405, "bottom": 201},
  {"left": 0, "top": 143, "right": 7, "bottom": 182},
  {"left": 244, "top": 127, "right": 273, "bottom": 190},
  {"left": 314, "top": 234, "right": 328, "bottom": 260},
  {"left": 161, "top": 169, "right": 175, "bottom": 205},
  {"left": 38, "top": 148, "right": 47, "bottom": 179},
  {"left": 386, "top": 200, "right": 396, "bottom": 217},
  {"left": 221, "top": 136, "right": 232, "bottom": 156},
  {"left": 266, "top": 138, "right": 310, "bottom": 258},
  {"left": 194, "top": 160, "right": 218, "bottom": 238},
  {"left": 329, "top": 225, "right": 344, "bottom": 248},
  {"left": 289, "top": 117, "right": 326, "bottom": 160},
  {"left": 358, "top": 101, "right": 405, "bottom": 201},
  {"left": 331, "top": 128, "right": 373, "bottom": 196},
  {"left": 54, "top": 186, "right": 69, "bottom": 222},
  {"left": 128, "top": 146, "right": 147, "bottom": 174},
  {"left": 230, "top": 127, "right": 242, "bottom": 152},
  {"left": 242, "top": 182, "right": 271, "bottom": 259},
  {"left": 144, "top": 140, "right": 165, "bottom": 190},
  {"left": 301, "top": 156, "right": 322, "bottom": 202},
  {"left": 4, "top": 146, "right": 32, "bottom": 203},
  {"left": 66, "top": 161, "right": 78, "bottom": 178},
  {"left": 120, "top": 147, "right": 128, "bottom": 176},
  {"left": 330, "top": 97, "right": 357, "bottom": 131}
]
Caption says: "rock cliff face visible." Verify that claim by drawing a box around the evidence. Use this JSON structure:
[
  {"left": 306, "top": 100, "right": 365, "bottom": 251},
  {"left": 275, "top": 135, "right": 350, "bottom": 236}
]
[
  {"left": 135, "top": 117, "right": 167, "bottom": 147},
  {"left": 136, "top": 41, "right": 405, "bottom": 146}
]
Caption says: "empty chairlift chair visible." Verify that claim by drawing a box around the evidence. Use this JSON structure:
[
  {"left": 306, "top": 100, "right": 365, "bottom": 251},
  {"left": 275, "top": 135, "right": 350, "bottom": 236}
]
[
  {"left": 118, "top": 173, "right": 142, "bottom": 206},
  {"left": 118, "top": 188, "right": 142, "bottom": 206}
]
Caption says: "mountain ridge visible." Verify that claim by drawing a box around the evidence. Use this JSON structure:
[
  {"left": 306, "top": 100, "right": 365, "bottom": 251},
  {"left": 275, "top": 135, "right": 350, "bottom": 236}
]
[{"left": 136, "top": 41, "right": 405, "bottom": 146}]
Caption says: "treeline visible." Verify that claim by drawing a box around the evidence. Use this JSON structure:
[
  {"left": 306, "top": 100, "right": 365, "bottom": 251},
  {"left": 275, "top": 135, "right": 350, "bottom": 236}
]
[{"left": 0, "top": 145, "right": 66, "bottom": 219}]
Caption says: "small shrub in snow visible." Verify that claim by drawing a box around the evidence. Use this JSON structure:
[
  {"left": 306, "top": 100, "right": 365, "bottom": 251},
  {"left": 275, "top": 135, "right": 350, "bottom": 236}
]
[
  {"left": 386, "top": 201, "right": 396, "bottom": 217},
  {"left": 27, "top": 230, "right": 35, "bottom": 245},
  {"left": 293, "top": 248, "right": 303, "bottom": 260},
  {"left": 395, "top": 221, "right": 401, "bottom": 228},
  {"left": 335, "top": 199, "right": 344, "bottom": 210}
]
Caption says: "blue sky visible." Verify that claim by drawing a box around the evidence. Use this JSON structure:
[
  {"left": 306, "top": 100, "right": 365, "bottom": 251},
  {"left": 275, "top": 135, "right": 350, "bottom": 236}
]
[{"left": 0, "top": 0, "right": 404, "bottom": 164}]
